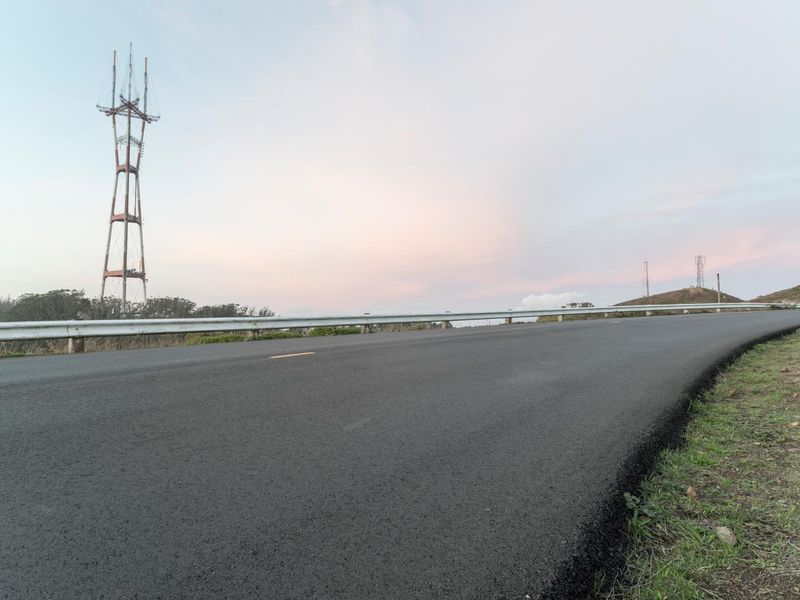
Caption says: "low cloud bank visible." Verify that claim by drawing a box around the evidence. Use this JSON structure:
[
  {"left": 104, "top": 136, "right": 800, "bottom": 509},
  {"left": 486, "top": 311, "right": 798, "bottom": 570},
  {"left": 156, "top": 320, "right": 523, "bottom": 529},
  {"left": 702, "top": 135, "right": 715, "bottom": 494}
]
[{"left": 518, "top": 292, "right": 589, "bottom": 310}]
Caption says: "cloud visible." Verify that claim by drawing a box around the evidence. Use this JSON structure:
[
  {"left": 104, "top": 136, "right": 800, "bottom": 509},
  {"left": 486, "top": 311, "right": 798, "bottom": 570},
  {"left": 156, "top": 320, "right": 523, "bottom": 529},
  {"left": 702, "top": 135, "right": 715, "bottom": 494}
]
[
  {"left": 518, "top": 292, "right": 589, "bottom": 310},
  {"left": 157, "top": 164, "right": 516, "bottom": 311}
]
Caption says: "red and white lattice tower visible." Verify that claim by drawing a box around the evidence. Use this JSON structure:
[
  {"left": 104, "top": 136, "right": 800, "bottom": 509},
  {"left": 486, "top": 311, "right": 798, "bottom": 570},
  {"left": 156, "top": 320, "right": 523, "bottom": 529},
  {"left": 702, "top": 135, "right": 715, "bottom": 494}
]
[{"left": 97, "top": 45, "right": 160, "bottom": 310}]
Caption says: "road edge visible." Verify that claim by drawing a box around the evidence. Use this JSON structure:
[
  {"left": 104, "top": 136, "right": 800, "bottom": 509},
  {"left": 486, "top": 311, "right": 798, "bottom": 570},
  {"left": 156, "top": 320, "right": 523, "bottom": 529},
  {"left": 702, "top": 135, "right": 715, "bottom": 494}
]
[{"left": 538, "top": 323, "right": 800, "bottom": 600}]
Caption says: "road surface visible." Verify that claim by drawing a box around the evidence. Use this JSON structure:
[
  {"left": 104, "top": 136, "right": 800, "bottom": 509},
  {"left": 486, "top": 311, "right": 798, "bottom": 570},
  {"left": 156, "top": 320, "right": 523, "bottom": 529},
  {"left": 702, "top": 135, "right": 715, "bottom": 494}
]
[{"left": 2, "top": 311, "right": 800, "bottom": 599}]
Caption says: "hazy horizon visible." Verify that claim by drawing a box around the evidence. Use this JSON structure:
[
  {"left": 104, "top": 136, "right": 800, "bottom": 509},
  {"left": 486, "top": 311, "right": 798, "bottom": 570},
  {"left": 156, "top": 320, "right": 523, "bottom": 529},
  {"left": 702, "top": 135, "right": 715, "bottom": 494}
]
[{"left": 2, "top": 1, "right": 800, "bottom": 315}]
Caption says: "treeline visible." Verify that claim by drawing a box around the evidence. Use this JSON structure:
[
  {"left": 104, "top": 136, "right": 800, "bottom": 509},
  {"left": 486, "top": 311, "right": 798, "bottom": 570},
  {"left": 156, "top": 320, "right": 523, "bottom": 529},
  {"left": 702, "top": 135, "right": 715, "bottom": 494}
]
[{"left": 0, "top": 289, "right": 274, "bottom": 321}]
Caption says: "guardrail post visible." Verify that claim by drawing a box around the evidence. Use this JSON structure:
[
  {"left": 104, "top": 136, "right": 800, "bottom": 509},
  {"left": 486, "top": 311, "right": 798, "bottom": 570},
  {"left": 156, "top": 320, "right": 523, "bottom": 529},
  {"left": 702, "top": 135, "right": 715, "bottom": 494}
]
[
  {"left": 603, "top": 312, "right": 610, "bottom": 318},
  {"left": 441, "top": 320, "right": 452, "bottom": 329},
  {"left": 360, "top": 324, "right": 373, "bottom": 334},
  {"left": 557, "top": 314, "right": 563, "bottom": 322},
  {"left": 646, "top": 310, "right": 653, "bottom": 316},
  {"left": 504, "top": 317, "right": 512, "bottom": 325},
  {"left": 67, "top": 337, "right": 85, "bottom": 353}
]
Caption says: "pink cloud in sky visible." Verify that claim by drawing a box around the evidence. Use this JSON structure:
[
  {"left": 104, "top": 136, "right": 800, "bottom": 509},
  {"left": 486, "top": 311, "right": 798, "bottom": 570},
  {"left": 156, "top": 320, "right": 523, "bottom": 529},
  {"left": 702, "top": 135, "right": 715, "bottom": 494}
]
[
  {"left": 498, "top": 220, "right": 800, "bottom": 308},
  {"left": 647, "top": 227, "right": 800, "bottom": 284},
  {"left": 161, "top": 164, "right": 517, "bottom": 312}
]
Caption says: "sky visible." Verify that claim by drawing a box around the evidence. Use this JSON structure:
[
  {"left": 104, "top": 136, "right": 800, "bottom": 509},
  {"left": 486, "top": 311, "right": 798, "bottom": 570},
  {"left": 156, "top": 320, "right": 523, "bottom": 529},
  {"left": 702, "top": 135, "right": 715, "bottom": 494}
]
[{"left": 2, "top": 1, "right": 800, "bottom": 315}]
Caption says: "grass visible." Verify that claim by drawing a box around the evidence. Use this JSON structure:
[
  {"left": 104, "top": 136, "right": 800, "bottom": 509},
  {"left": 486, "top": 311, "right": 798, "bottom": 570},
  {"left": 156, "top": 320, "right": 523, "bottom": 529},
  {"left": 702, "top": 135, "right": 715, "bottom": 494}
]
[
  {"left": 254, "top": 330, "right": 304, "bottom": 340},
  {"left": 598, "top": 331, "right": 800, "bottom": 599},
  {"left": 753, "top": 283, "right": 800, "bottom": 305},
  {"left": 307, "top": 326, "right": 360, "bottom": 337},
  {"left": 186, "top": 332, "right": 249, "bottom": 344},
  {"left": 184, "top": 326, "right": 359, "bottom": 345},
  {"left": 185, "top": 330, "right": 306, "bottom": 345},
  {"left": 616, "top": 287, "right": 743, "bottom": 306},
  {"left": 0, "top": 326, "right": 362, "bottom": 356},
  {"left": 538, "top": 309, "right": 770, "bottom": 323}
]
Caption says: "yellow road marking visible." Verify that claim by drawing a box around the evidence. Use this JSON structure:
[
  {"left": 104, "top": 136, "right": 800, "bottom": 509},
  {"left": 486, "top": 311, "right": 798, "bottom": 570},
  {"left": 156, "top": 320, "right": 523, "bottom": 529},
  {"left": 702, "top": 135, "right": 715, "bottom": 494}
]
[{"left": 269, "top": 351, "right": 316, "bottom": 360}]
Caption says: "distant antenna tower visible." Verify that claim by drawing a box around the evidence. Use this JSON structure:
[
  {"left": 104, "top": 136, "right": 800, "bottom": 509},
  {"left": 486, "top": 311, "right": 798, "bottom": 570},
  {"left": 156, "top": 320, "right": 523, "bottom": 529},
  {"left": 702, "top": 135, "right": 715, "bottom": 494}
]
[
  {"left": 642, "top": 260, "right": 650, "bottom": 298},
  {"left": 97, "top": 45, "right": 160, "bottom": 310},
  {"left": 695, "top": 255, "right": 705, "bottom": 289}
]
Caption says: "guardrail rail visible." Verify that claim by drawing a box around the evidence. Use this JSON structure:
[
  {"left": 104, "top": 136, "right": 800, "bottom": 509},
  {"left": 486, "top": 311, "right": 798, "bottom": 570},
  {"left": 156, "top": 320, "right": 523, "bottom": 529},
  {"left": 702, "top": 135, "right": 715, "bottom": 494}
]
[{"left": 0, "top": 302, "right": 794, "bottom": 353}]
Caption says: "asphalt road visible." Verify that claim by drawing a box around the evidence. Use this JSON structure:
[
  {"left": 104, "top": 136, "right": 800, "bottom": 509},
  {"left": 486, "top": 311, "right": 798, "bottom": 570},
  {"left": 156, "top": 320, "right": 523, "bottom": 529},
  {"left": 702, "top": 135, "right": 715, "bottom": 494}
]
[{"left": 3, "top": 311, "right": 800, "bottom": 599}]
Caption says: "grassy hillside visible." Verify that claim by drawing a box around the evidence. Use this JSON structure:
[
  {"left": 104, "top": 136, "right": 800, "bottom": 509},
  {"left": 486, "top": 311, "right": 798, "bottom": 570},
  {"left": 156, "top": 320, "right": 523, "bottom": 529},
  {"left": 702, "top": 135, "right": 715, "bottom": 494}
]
[
  {"left": 615, "top": 287, "right": 743, "bottom": 306},
  {"left": 752, "top": 284, "right": 800, "bottom": 304}
]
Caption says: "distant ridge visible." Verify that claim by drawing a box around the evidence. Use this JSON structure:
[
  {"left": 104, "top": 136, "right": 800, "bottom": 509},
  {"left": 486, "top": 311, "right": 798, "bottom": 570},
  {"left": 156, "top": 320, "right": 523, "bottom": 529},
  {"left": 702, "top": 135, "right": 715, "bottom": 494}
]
[
  {"left": 751, "top": 284, "right": 800, "bottom": 304},
  {"left": 615, "top": 287, "right": 743, "bottom": 306}
]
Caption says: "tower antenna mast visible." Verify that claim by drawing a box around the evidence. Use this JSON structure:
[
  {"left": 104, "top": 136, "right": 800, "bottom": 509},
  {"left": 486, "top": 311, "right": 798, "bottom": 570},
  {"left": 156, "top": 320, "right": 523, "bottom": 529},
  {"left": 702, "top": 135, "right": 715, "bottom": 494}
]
[
  {"left": 97, "top": 44, "right": 160, "bottom": 311},
  {"left": 695, "top": 255, "right": 705, "bottom": 289}
]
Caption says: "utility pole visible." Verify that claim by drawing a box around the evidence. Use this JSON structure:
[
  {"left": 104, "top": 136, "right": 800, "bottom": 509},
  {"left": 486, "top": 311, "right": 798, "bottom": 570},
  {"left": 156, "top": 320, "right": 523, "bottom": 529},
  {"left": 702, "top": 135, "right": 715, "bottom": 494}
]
[
  {"left": 717, "top": 273, "right": 721, "bottom": 303},
  {"left": 97, "top": 45, "right": 160, "bottom": 311},
  {"left": 642, "top": 261, "right": 650, "bottom": 298}
]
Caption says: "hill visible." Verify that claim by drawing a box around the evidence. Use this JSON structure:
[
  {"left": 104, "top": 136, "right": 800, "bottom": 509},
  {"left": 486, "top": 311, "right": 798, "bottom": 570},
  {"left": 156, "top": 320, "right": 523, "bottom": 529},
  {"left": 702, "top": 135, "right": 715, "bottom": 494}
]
[
  {"left": 615, "top": 287, "right": 743, "bottom": 306},
  {"left": 751, "top": 284, "right": 800, "bottom": 304}
]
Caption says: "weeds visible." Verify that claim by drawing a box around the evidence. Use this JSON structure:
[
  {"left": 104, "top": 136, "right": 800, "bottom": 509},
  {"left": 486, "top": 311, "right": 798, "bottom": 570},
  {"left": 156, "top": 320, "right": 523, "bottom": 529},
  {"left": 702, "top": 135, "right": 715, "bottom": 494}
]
[
  {"left": 600, "top": 332, "right": 800, "bottom": 599},
  {"left": 307, "top": 326, "right": 360, "bottom": 337}
]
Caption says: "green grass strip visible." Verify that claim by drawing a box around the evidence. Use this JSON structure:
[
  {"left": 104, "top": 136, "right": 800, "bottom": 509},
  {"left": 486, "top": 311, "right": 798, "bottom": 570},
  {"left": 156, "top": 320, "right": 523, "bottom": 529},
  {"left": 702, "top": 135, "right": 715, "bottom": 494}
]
[
  {"left": 185, "top": 326, "right": 360, "bottom": 345},
  {"left": 599, "top": 331, "right": 800, "bottom": 599}
]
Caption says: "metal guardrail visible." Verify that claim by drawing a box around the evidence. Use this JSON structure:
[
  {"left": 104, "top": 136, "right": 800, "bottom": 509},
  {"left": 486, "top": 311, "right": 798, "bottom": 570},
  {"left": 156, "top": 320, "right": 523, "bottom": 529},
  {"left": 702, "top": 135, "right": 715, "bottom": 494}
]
[{"left": 0, "top": 303, "right": 789, "bottom": 350}]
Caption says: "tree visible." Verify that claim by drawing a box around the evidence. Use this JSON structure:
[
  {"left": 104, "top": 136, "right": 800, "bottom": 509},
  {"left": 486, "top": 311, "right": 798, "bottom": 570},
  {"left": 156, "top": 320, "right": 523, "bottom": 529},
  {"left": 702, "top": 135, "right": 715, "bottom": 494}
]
[
  {"left": 6, "top": 289, "right": 91, "bottom": 321},
  {"left": 189, "top": 304, "right": 274, "bottom": 318},
  {"left": 1, "top": 290, "right": 276, "bottom": 321},
  {"left": 192, "top": 303, "right": 251, "bottom": 318},
  {"left": 139, "top": 297, "right": 197, "bottom": 319},
  {"left": 89, "top": 297, "right": 139, "bottom": 320},
  {"left": 0, "top": 296, "right": 14, "bottom": 321}
]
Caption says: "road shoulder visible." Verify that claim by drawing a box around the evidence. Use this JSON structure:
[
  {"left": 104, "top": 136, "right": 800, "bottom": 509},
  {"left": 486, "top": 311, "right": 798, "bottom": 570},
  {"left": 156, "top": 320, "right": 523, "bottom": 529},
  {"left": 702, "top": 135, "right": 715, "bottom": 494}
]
[{"left": 598, "top": 331, "right": 800, "bottom": 599}]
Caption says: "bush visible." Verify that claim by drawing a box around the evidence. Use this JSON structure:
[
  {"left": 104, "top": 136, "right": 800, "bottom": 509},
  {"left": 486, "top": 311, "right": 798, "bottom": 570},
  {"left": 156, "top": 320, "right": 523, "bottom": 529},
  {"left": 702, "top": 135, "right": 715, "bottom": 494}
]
[
  {"left": 6, "top": 289, "right": 91, "bottom": 321},
  {"left": 307, "top": 326, "right": 360, "bottom": 337},
  {"left": 186, "top": 333, "right": 249, "bottom": 345},
  {"left": 253, "top": 331, "right": 303, "bottom": 340},
  {"left": 0, "top": 289, "right": 275, "bottom": 322}
]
